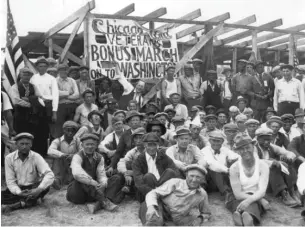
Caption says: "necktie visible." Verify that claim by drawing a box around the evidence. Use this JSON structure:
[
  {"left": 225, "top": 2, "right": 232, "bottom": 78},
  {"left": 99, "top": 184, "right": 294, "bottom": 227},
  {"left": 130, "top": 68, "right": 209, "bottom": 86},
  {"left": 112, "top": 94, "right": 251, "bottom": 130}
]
[
  {"left": 23, "top": 84, "right": 30, "bottom": 97},
  {"left": 138, "top": 95, "right": 142, "bottom": 109}
]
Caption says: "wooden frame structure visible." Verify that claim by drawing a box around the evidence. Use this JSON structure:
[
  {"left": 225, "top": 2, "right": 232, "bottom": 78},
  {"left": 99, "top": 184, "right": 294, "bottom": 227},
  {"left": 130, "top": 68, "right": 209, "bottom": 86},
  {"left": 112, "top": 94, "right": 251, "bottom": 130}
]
[{"left": 19, "top": 0, "right": 305, "bottom": 74}]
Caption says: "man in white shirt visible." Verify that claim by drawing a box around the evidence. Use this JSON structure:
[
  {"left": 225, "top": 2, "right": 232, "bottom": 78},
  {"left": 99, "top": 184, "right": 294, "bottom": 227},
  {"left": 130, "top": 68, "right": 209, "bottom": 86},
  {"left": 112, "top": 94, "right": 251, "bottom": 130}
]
[
  {"left": 161, "top": 66, "right": 181, "bottom": 107},
  {"left": 29, "top": 56, "right": 59, "bottom": 156},
  {"left": 164, "top": 93, "right": 188, "bottom": 120},
  {"left": 274, "top": 64, "right": 305, "bottom": 116},
  {"left": 202, "top": 131, "right": 239, "bottom": 200},
  {"left": 280, "top": 114, "right": 301, "bottom": 142},
  {"left": 292, "top": 108, "right": 305, "bottom": 134},
  {"left": 221, "top": 68, "right": 233, "bottom": 112}
]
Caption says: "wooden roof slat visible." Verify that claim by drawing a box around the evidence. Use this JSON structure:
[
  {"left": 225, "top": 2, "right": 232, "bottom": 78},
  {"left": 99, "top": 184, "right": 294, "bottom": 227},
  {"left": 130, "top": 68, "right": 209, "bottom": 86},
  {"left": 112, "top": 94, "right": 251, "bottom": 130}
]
[
  {"left": 138, "top": 8, "right": 167, "bottom": 25},
  {"left": 156, "top": 9, "right": 201, "bottom": 31},
  {"left": 268, "top": 38, "right": 305, "bottom": 50},
  {"left": 234, "top": 24, "right": 305, "bottom": 48},
  {"left": 114, "top": 3, "right": 135, "bottom": 16},
  {"left": 215, "top": 19, "right": 283, "bottom": 46},
  {"left": 176, "top": 12, "right": 230, "bottom": 39},
  {"left": 298, "top": 46, "right": 305, "bottom": 51}
]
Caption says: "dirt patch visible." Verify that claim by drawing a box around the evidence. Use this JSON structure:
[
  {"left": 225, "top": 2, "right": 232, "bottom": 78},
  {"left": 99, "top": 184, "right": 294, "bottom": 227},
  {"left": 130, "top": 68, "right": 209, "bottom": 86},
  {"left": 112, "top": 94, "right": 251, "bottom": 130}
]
[{"left": 1, "top": 189, "right": 304, "bottom": 226}]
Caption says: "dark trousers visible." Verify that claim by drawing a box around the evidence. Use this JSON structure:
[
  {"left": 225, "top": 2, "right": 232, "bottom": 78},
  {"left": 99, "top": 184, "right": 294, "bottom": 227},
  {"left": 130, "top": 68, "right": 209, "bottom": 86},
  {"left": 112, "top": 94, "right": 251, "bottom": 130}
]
[
  {"left": 136, "top": 169, "right": 177, "bottom": 202},
  {"left": 52, "top": 157, "right": 73, "bottom": 187},
  {"left": 277, "top": 101, "right": 299, "bottom": 116},
  {"left": 14, "top": 107, "right": 34, "bottom": 134},
  {"left": 206, "top": 170, "right": 231, "bottom": 194},
  {"left": 223, "top": 98, "right": 232, "bottom": 113},
  {"left": 184, "top": 97, "right": 202, "bottom": 109},
  {"left": 106, "top": 173, "right": 126, "bottom": 204},
  {"left": 50, "top": 103, "right": 77, "bottom": 138},
  {"left": 253, "top": 109, "right": 265, "bottom": 122},
  {"left": 226, "top": 198, "right": 264, "bottom": 225},
  {"left": 268, "top": 165, "right": 297, "bottom": 196},
  {"left": 1, "top": 184, "right": 49, "bottom": 206}
]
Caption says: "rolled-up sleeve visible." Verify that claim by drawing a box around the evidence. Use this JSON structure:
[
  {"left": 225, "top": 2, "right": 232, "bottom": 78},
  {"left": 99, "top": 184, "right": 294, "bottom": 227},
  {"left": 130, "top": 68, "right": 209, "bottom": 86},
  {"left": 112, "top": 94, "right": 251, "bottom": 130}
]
[
  {"left": 51, "top": 77, "right": 59, "bottom": 111},
  {"left": 166, "top": 146, "right": 185, "bottom": 170},
  {"left": 69, "top": 79, "right": 80, "bottom": 100},
  {"left": 35, "top": 154, "right": 54, "bottom": 190},
  {"left": 71, "top": 154, "right": 93, "bottom": 185},
  {"left": 96, "top": 157, "right": 108, "bottom": 186},
  {"left": 5, "top": 156, "right": 22, "bottom": 195},
  {"left": 297, "top": 163, "right": 305, "bottom": 194},
  {"left": 47, "top": 139, "right": 64, "bottom": 158}
]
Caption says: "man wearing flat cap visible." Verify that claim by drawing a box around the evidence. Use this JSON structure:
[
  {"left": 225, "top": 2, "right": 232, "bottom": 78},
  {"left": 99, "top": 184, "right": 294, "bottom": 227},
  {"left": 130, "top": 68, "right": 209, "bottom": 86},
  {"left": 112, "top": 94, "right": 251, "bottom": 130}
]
[
  {"left": 132, "top": 132, "right": 178, "bottom": 202},
  {"left": 76, "top": 66, "right": 95, "bottom": 99},
  {"left": 68, "top": 66, "right": 80, "bottom": 80},
  {"left": 200, "top": 70, "right": 223, "bottom": 109},
  {"left": 201, "top": 131, "right": 239, "bottom": 201},
  {"left": 48, "top": 121, "right": 80, "bottom": 189},
  {"left": 279, "top": 114, "right": 301, "bottom": 142},
  {"left": 47, "top": 57, "right": 57, "bottom": 68},
  {"left": 189, "top": 117, "right": 206, "bottom": 149},
  {"left": 248, "top": 61, "right": 275, "bottom": 121},
  {"left": 161, "top": 65, "right": 181, "bottom": 107},
  {"left": 223, "top": 123, "right": 239, "bottom": 150},
  {"left": 30, "top": 56, "right": 59, "bottom": 155},
  {"left": 254, "top": 127, "right": 300, "bottom": 207},
  {"left": 146, "top": 120, "right": 171, "bottom": 149},
  {"left": 66, "top": 133, "right": 117, "bottom": 214},
  {"left": 266, "top": 116, "right": 290, "bottom": 149},
  {"left": 52, "top": 63, "right": 79, "bottom": 139},
  {"left": 46, "top": 67, "right": 58, "bottom": 77},
  {"left": 292, "top": 108, "right": 305, "bottom": 134},
  {"left": 165, "top": 93, "right": 189, "bottom": 120},
  {"left": 101, "top": 98, "right": 118, "bottom": 130},
  {"left": 274, "top": 64, "right": 305, "bottom": 116},
  {"left": 179, "top": 63, "right": 202, "bottom": 109},
  {"left": 2, "top": 133, "right": 54, "bottom": 213},
  {"left": 200, "top": 114, "right": 221, "bottom": 143},
  {"left": 245, "top": 119, "right": 260, "bottom": 139},
  {"left": 221, "top": 68, "right": 233, "bottom": 112},
  {"left": 235, "top": 114, "right": 248, "bottom": 136},
  {"left": 139, "top": 164, "right": 211, "bottom": 226},
  {"left": 228, "top": 106, "right": 240, "bottom": 124}
]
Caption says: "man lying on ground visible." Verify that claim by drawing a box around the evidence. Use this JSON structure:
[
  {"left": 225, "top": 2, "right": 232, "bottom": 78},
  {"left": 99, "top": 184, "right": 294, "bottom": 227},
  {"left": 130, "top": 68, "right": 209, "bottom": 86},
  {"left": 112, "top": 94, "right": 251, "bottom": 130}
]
[{"left": 2, "top": 133, "right": 54, "bottom": 213}]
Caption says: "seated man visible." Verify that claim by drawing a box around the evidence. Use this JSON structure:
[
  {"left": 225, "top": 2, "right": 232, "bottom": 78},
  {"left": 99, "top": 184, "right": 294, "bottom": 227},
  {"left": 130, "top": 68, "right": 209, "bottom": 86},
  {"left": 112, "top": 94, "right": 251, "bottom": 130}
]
[
  {"left": 235, "top": 113, "right": 248, "bottom": 135},
  {"left": 227, "top": 134, "right": 269, "bottom": 226},
  {"left": 166, "top": 126, "right": 206, "bottom": 177},
  {"left": 254, "top": 128, "right": 301, "bottom": 207},
  {"left": 245, "top": 119, "right": 260, "bottom": 139},
  {"left": 167, "top": 116, "right": 186, "bottom": 144},
  {"left": 223, "top": 123, "right": 239, "bottom": 150},
  {"left": 104, "top": 110, "right": 129, "bottom": 135},
  {"left": 139, "top": 164, "right": 211, "bottom": 226},
  {"left": 288, "top": 118, "right": 305, "bottom": 163},
  {"left": 229, "top": 106, "right": 240, "bottom": 124},
  {"left": 164, "top": 93, "right": 188, "bottom": 120},
  {"left": 66, "top": 133, "right": 117, "bottom": 214},
  {"left": 132, "top": 133, "right": 178, "bottom": 202},
  {"left": 48, "top": 121, "right": 80, "bottom": 189},
  {"left": 2, "top": 133, "right": 54, "bottom": 213},
  {"left": 280, "top": 114, "right": 301, "bottom": 142},
  {"left": 190, "top": 118, "right": 206, "bottom": 149},
  {"left": 201, "top": 131, "right": 239, "bottom": 200},
  {"left": 266, "top": 116, "right": 290, "bottom": 148},
  {"left": 146, "top": 120, "right": 171, "bottom": 148},
  {"left": 98, "top": 116, "right": 125, "bottom": 166},
  {"left": 200, "top": 114, "right": 220, "bottom": 143},
  {"left": 74, "top": 110, "right": 105, "bottom": 142}
]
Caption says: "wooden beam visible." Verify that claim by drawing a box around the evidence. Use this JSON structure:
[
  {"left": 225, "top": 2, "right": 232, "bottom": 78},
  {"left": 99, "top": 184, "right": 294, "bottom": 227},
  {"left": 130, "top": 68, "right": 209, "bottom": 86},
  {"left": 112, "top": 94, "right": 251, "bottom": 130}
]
[
  {"left": 215, "top": 19, "right": 283, "bottom": 46},
  {"left": 260, "top": 37, "right": 305, "bottom": 49},
  {"left": 298, "top": 46, "right": 305, "bottom": 51},
  {"left": 114, "top": 3, "right": 135, "bottom": 16},
  {"left": 44, "top": 0, "right": 95, "bottom": 39},
  {"left": 252, "top": 30, "right": 258, "bottom": 58},
  {"left": 156, "top": 9, "right": 201, "bottom": 31},
  {"left": 275, "top": 50, "right": 281, "bottom": 64},
  {"left": 233, "top": 48, "right": 237, "bottom": 73},
  {"left": 60, "top": 11, "right": 87, "bottom": 63},
  {"left": 48, "top": 38, "right": 53, "bottom": 58},
  {"left": 175, "top": 23, "right": 224, "bottom": 74},
  {"left": 83, "top": 13, "right": 90, "bottom": 66},
  {"left": 176, "top": 12, "right": 230, "bottom": 39},
  {"left": 92, "top": 13, "right": 305, "bottom": 36},
  {"left": 46, "top": 42, "right": 83, "bottom": 65},
  {"left": 234, "top": 24, "right": 305, "bottom": 48},
  {"left": 138, "top": 8, "right": 167, "bottom": 26}
]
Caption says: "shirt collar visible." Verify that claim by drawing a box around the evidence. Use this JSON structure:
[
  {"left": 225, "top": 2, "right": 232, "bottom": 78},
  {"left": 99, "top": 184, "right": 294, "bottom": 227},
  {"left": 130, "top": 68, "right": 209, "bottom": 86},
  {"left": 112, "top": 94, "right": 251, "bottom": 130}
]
[
  {"left": 81, "top": 149, "right": 99, "bottom": 160},
  {"left": 145, "top": 152, "right": 157, "bottom": 162},
  {"left": 59, "top": 77, "right": 69, "bottom": 82},
  {"left": 14, "top": 150, "right": 33, "bottom": 161}
]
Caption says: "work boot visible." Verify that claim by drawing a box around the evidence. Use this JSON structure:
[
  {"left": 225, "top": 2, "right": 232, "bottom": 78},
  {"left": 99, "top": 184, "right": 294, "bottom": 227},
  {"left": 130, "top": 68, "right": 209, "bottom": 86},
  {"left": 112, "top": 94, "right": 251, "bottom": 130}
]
[
  {"left": 121, "top": 186, "right": 130, "bottom": 193},
  {"left": 52, "top": 178, "right": 62, "bottom": 190},
  {"left": 1, "top": 202, "right": 22, "bottom": 214},
  {"left": 232, "top": 211, "right": 243, "bottom": 226},
  {"left": 281, "top": 190, "right": 298, "bottom": 207},
  {"left": 102, "top": 198, "right": 118, "bottom": 212},
  {"left": 290, "top": 190, "right": 302, "bottom": 207},
  {"left": 87, "top": 201, "right": 102, "bottom": 214},
  {"left": 260, "top": 198, "right": 271, "bottom": 211},
  {"left": 242, "top": 212, "right": 254, "bottom": 226}
]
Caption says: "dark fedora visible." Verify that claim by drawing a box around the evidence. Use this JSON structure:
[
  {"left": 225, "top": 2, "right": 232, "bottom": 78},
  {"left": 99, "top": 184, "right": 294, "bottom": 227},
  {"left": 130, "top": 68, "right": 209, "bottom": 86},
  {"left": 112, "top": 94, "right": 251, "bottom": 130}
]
[
  {"left": 280, "top": 64, "right": 294, "bottom": 70},
  {"left": 146, "top": 120, "right": 167, "bottom": 135}
]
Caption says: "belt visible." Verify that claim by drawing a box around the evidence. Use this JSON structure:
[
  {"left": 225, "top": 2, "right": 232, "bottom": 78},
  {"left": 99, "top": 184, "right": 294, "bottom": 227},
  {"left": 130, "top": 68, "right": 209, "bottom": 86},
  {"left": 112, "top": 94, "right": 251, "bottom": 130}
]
[{"left": 280, "top": 101, "right": 299, "bottom": 104}]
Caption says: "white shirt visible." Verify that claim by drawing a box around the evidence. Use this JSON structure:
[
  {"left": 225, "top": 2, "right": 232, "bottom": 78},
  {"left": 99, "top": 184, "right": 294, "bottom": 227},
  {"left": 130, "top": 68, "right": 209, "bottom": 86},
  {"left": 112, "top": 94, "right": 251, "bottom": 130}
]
[
  {"left": 273, "top": 77, "right": 305, "bottom": 111},
  {"left": 145, "top": 152, "right": 160, "bottom": 180},
  {"left": 30, "top": 73, "right": 59, "bottom": 111},
  {"left": 1, "top": 92, "right": 12, "bottom": 111},
  {"left": 279, "top": 127, "right": 301, "bottom": 142},
  {"left": 165, "top": 103, "right": 188, "bottom": 120},
  {"left": 223, "top": 80, "right": 232, "bottom": 99},
  {"left": 201, "top": 146, "right": 240, "bottom": 173},
  {"left": 165, "top": 79, "right": 178, "bottom": 98},
  {"left": 98, "top": 131, "right": 120, "bottom": 155},
  {"left": 133, "top": 91, "right": 143, "bottom": 107},
  {"left": 297, "top": 162, "right": 305, "bottom": 195}
]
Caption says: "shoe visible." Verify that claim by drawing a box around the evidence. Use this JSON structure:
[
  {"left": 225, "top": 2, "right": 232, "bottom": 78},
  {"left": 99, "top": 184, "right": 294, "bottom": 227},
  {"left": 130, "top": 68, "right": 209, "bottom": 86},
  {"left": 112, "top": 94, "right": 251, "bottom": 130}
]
[
  {"left": 87, "top": 201, "right": 102, "bottom": 214},
  {"left": 102, "top": 198, "right": 118, "bottom": 212},
  {"left": 242, "top": 212, "right": 254, "bottom": 226},
  {"left": 290, "top": 190, "right": 302, "bottom": 207},
  {"left": 52, "top": 178, "right": 62, "bottom": 190},
  {"left": 281, "top": 190, "right": 298, "bottom": 207},
  {"left": 224, "top": 191, "right": 234, "bottom": 205},
  {"left": 233, "top": 211, "right": 243, "bottom": 226},
  {"left": 260, "top": 198, "right": 271, "bottom": 211},
  {"left": 121, "top": 186, "right": 130, "bottom": 193}
]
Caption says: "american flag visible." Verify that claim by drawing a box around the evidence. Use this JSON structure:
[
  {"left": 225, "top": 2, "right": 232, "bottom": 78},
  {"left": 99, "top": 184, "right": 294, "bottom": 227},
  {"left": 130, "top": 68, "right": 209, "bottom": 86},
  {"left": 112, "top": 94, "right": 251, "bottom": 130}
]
[
  {"left": 2, "top": 0, "right": 24, "bottom": 94},
  {"left": 293, "top": 40, "right": 299, "bottom": 67}
]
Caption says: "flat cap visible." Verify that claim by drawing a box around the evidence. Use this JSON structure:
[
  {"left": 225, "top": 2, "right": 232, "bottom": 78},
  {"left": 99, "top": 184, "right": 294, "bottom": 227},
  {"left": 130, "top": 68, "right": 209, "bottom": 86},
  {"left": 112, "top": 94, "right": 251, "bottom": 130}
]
[
  {"left": 191, "top": 58, "right": 204, "bottom": 64},
  {"left": 166, "top": 65, "right": 175, "bottom": 71},
  {"left": 131, "top": 127, "right": 146, "bottom": 136},
  {"left": 174, "top": 126, "right": 191, "bottom": 138},
  {"left": 280, "top": 64, "right": 294, "bottom": 70},
  {"left": 142, "top": 132, "right": 160, "bottom": 143},
  {"left": 254, "top": 60, "right": 264, "bottom": 67},
  {"left": 255, "top": 127, "right": 273, "bottom": 137},
  {"left": 112, "top": 116, "right": 123, "bottom": 125},
  {"left": 164, "top": 107, "right": 176, "bottom": 114},
  {"left": 296, "top": 65, "right": 305, "bottom": 71},
  {"left": 281, "top": 114, "right": 294, "bottom": 121},
  {"left": 271, "top": 65, "right": 281, "bottom": 73},
  {"left": 88, "top": 110, "right": 103, "bottom": 121},
  {"left": 20, "top": 67, "right": 33, "bottom": 74},
  {"left": 209, "top": 130, "right": 225, "bottom": 141},
  {"left": 223, "top": 123, "right": 238, "bottom": 131},
  {"left": 68, "top": 66, "right": 80, "bottom": 74},
  {"left": 80, "top": 133, "right": 99, "bottom": 142},
  {"left": 294, "top": 108, "right": 305, "bottom": 117},
  {"left": 238, "top": 59, "right": 248, "bottom": 63},
  {"left": 172, "top": 116, "right": 185, "bottom": 123},
  {"left": 245, "top": 119, "right": 260, "bottom": 126},
  {"left": 79, "top": 65, "right": 89, "bottom": 71},
  {"left": 154, "top": 112, "right": 169, "bottom": 119},
  {"left": 63, "top": 120, "right": 79, "bottom": 129},
  {"left": 266, "top": 116, "right": 283, "bottom": 127},
  {"left": 205, "top": 114, "right": 217, "bottom": 121},
  {"left": 243, "top": 108, "right": 253, "bottom": 115},
  {"left": 47, "top": 57, "right": 57, "bottom": 64},
  {"left": 169, "top": 93, "right": 181, "bottom": 98},
  {"left": 113, "top": 110, "right": 126, "bottom": 117},
  {"left": 125, "top": 110, "right": 143, "bottom": 122},
  {"left": 184, "top": 63, "right": 193, "bottom": 69},
  {"left": 185, "top": 164, "right": 207, "bottom": 175},
  {"left": 35, "top": 56, "right": 49, "bottom": 66},
  {"left": 82, "top": 89, "right": 95, "bottom": 97},
  {"left": 236, "top": 96, "right": 248, "bottom": 104},
  {"left": 190, "top": 106, "right": 199, "bottom": 112},
  {"left": 207, "top": 70, "right": 217, "bottom": 74},
  {"left": 46, "top": 67, "right": 58, "bottom": 73},
  {"left": 265, "top": 107, "right": 276, "bottom": 115},
  {"left": 235, "top": 114, "right": 248, "bottom": 122},
  {"left": 216, "top": 108, "right": 227, "bottom": 116},
  {"left": 14, "top": 132, "right": 34, "bottom": 141},
  {"left": 107, "top": 97, "right": 117, "bottom": 104},
  {"left": 229, "top": 106, "right": 239, "bottom": 113},
  {"left": 57, "top": 63, "right": 69, "bottom": 71},
  {"left": 233, "top": 133, "right": 254, "bottom": 150}
]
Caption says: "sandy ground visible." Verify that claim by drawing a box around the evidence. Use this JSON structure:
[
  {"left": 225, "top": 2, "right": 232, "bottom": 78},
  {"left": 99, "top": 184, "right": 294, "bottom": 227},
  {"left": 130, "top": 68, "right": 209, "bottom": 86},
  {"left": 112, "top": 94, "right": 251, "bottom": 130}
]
[{"left": 1, "top": 187, "right": 304, "bottom": 226}]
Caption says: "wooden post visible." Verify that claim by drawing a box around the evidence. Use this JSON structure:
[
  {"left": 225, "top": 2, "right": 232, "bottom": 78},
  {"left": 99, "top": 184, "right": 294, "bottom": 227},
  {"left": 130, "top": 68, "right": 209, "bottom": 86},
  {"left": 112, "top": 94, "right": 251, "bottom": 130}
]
[
  {"left": 275, "top": 50, "right": 280, "bottom": 64},
  {"left": 83, "top": 13, "right": 90, "bottom": 66},
  {"left": 288, "top": 34, "right": 295, "bottom": 65},
  {"left": 48, "top": 38, "right": 53, "bottom": 58},
  {"left": 252, "top": 30, "right": 257, "bottom": 59},
  {"left": 149, "top": 21, "right": 155, "bottom": 30},
  {"left": 233, "top": 48, "right": 237, "bottom": 74}
]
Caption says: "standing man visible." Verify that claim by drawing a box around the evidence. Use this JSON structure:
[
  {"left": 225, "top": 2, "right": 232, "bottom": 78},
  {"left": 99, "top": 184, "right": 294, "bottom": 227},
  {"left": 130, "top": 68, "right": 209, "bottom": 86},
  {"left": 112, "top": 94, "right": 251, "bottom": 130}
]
[
  {"left": 248, "top": 61, "right": 275, "bottom": 121},
  {"left": 191, "top": 58, "right": 204, "bottom": 81},
  {"left": 179, "top": 64, "right": 202, "bottom": 108},
  {"left": 161, "top": 66, "right": 181, "bottom": 107},
  {"left": 30, "top": 56, "right": 59, "bottom": 157},
  {"left": 53, "top": 64, "right": 79, "bottom": 138},
  {"left": 274, "top": 64, "right": 304, "bottom": 115},
  {"left": 222, "top": 68, "right": 233, "bottom": 112},
  {"left": 200, "top": 70, "right": 223, "bottom": 109},
  {"left": 76, "top": 66, "right": 95, "bottom": 99}
]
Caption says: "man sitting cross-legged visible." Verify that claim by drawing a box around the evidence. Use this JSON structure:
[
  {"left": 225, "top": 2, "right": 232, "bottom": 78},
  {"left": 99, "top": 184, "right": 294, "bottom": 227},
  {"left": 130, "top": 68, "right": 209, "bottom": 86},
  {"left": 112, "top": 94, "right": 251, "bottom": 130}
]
[
  {"left": 132, "top": 133, "right": 178, "bottom": 202},
  {"left": 66, "top": 133, "right": 117, "bottom": 214},
  {"left": 2, "top": 133, "right": 54, "bottom": 213},
  {"left": 139, "top": 164, "right": 212, "bottom": 226}
]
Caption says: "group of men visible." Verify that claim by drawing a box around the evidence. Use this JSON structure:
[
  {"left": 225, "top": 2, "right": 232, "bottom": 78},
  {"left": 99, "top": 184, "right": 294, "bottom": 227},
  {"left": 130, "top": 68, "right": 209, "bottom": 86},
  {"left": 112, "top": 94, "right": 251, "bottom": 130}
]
[{"left": 1, "top": 56, "right": 305, "bottom": 226}]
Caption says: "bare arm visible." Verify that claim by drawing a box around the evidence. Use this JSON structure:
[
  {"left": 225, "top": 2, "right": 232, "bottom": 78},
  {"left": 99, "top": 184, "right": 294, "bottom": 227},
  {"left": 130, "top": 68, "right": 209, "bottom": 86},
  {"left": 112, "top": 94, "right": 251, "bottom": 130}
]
[
  {"left": 161, "top": 80, "right": 168, "bottom": 101},
  {"left": 73, "top": 106, "right": 81, "bottom": 123},
  {"left": 176, "top": 79, "right": 182, "bottom": 95}
]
